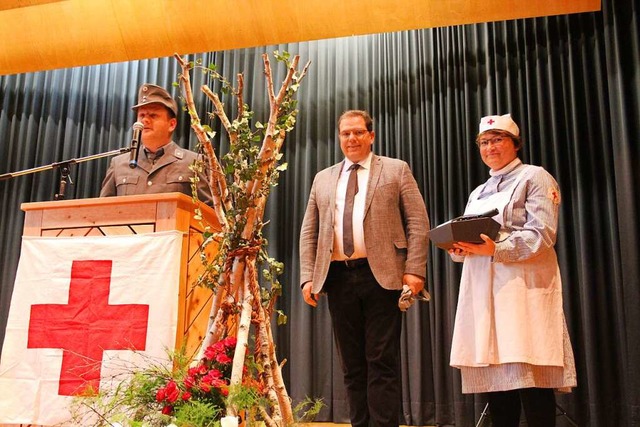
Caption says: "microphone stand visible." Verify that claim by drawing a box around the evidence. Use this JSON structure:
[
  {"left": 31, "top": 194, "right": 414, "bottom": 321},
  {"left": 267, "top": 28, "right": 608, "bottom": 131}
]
[{"left": 0, "top": 147, "right": 132, "bottom": 200}]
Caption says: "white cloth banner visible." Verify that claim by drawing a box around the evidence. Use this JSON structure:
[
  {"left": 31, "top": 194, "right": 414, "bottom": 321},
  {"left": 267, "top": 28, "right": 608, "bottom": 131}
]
[{"left": 0, "top": 231, "right": 184, "bottom": 425}]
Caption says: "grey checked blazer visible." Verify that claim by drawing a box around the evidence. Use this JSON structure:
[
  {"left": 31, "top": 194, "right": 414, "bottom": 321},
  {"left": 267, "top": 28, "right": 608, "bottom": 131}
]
[{"left": 299, "top": 154, "right": 429, "bottom": 294}]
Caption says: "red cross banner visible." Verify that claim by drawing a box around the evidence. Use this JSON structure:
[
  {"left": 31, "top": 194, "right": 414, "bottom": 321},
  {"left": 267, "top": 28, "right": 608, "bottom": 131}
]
[{"left": 0, "top": 231, "right": 184, "bottom": 425}]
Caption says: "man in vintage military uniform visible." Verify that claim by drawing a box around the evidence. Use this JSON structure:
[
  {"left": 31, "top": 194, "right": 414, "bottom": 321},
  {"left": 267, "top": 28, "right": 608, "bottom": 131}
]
[{"left": 100, "top": 83, "right": 212, "bottom": 205}]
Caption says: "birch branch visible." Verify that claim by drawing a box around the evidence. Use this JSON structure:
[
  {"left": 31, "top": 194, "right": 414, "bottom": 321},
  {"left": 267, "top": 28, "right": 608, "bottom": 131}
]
[
  {"left": 236, "top": 73, "right": 245, "bottom": 123},
  {"left": 176, "top": 52, "right": 311, "bottom": 425},
  {"left": 226, "top": 259, "right": 255, "bottom": 417},
  {"left": 241, "top": 55, "right": 310, "bottom": 240},
  {"left": 248, "top": 55, "right": 310, "bottom": 201},
  {"left": 200, "top": 255, "right": 243, "bottom": 359},
  {"left": 174, "top": 54, "right": 229, "bottom": 229},
  {"left": 251, "top": 281, "right": 284, "bottom": 425},
  {"left": 196, "top": 285, "right": 226, "bottom": 360},
  {"left": 258, "top": 406, "right": 277, "bottom": 427},
  {"left": 263, "top": 310, "right": 293, "bottom": 425}
]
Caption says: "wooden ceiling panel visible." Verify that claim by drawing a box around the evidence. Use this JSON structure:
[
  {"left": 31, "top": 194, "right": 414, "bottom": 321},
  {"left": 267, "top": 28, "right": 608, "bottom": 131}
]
[
  {"left": 0, "top": 0, "right": 64, "bottom": 11},
  {"left": 0, "top": 0, "right": 601, "bottom": 76}
]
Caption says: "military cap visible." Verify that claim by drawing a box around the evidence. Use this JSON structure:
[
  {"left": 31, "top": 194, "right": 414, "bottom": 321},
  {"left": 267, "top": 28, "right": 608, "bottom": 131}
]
[{"left": 131, "top": 83, "right": 178, "bottom": 116}]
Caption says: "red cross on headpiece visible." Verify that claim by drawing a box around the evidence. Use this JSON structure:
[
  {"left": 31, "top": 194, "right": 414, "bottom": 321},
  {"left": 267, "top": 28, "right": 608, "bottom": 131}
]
[
  {"left": 487, "top": 118, "right": 495, "bottom": 125},
  {"left": 27, "top": 260, "right": 149, "bottom": 396}
]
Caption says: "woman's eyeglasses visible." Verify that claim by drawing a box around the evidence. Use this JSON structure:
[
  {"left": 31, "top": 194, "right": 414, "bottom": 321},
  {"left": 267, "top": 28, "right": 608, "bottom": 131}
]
[{"left": 477, "top": 136, "right": 505, "bottom": 148}]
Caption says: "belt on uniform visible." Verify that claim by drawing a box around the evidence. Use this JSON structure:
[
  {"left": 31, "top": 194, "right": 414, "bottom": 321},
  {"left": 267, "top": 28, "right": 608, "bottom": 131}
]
[{"left": 331, "top": 258, "right": 368, "bottom": 269}]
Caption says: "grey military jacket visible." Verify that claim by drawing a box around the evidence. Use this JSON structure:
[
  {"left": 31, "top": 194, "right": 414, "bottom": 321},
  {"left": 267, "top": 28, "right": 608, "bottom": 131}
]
[{"left": 100, "top": 141, "right": 213, "bottom": 206}]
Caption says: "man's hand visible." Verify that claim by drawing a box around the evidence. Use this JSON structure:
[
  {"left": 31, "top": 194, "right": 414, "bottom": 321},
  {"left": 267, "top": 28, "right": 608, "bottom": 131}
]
[
  {"left": 302, "top": 282, "right": 319, "bottom": 307},
  {"left": 403, "top": 273, "right": 425, "bottom": 295}
]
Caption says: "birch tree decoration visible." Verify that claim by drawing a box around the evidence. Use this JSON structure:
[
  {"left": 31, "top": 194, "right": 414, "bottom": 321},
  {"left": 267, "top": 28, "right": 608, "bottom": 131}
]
[{"left": 175, "top": 52, "right": 311, "bottom": 427}]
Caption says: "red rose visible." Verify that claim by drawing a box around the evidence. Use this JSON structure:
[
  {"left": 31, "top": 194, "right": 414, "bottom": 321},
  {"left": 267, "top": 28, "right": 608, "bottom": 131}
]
[
  {"left": 212, "top": 341, "right": 225, "bottom": 354},
  {"left": 184, "top": 375, "right": 196, "bottom": 389},
  {"left": 216, "top": 353, "right": 233, "bottom": 364},
  {"left": 165, "top": 380, "right": 180, "bottom": 403},
  {"left": 204, "top": 345, "right": 218, "bottom": 360},
  {"left": 207, "top": 369, "right": 223, "bottom": 379},
  {"left": 211, "top": 377, "right": 227, "bottom": 389},
  {"left": 223, "top": 336, "right": 237, "bottom": 348}
]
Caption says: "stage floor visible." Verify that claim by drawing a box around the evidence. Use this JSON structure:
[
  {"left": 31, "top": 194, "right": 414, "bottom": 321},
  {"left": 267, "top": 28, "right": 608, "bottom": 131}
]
[{"left": 302, "top": 424, "right": 436, "bottom": 427}]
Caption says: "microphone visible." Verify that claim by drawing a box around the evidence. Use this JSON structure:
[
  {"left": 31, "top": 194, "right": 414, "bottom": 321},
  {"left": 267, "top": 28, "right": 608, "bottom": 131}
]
[{"left": 129, "top": 121, "right": 144, "bottom": 168}]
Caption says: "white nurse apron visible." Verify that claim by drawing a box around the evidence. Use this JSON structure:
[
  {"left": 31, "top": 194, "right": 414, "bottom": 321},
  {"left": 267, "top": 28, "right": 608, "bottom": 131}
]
[{"left": 450, "top": 166, "right": 564, "bottom": 368}]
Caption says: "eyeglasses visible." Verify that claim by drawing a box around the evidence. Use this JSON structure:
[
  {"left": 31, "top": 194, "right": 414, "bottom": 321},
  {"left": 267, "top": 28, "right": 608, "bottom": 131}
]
[
  {"left": 477, "top": 136, "right": 505, "bottom": 148},
  {"left": 339, "top": 129, "right": 370, "bottom": 139}
]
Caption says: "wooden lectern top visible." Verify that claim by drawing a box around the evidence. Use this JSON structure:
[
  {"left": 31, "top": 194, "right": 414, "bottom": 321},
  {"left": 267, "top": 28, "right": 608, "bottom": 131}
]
[{"left": 21, "top": 192, "right": 220, "bottom": 237}]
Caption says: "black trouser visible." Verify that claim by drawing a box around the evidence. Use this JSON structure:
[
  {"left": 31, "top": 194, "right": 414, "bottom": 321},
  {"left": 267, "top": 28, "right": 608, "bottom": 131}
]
[
  {"left": 325, "top": 260, "right": 402, "bottom": 427},
  {"left": 487, "top": 387, "right": 557, "bottom": 427}
]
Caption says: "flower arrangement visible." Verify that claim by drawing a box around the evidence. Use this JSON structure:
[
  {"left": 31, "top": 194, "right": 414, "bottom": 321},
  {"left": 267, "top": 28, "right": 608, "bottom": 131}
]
[
  {"left": 155, "top": 336, "right": 239, "bottom": 417},
  {"left": 71, "top": 336, "right": 267, "bottom": 427}
]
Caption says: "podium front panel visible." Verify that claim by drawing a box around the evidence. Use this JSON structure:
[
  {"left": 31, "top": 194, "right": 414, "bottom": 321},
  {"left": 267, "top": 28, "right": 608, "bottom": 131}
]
[{"left": 21, "top": 193, "right": 220, "bottom": 359}]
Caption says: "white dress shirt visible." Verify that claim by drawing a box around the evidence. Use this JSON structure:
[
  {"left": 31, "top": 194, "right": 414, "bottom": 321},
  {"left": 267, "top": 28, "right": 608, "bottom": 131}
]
[{"left": 332, "top": 152, "right": 372, "bottom": 260}]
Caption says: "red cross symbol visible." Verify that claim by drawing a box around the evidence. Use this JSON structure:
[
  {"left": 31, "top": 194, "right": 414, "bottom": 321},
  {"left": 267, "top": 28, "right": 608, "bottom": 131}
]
[
  {"left": 487, "top": 119, "right": 495, "bottom": 125},
  {"left": 27, "top": 260, "right": 149, "bottom": 396}
]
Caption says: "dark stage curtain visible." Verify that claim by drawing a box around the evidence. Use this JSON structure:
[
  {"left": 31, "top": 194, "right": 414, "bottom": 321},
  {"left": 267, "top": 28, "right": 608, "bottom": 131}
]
[{"left": 1, "top": 0, "right": 638, "bottom": 425}]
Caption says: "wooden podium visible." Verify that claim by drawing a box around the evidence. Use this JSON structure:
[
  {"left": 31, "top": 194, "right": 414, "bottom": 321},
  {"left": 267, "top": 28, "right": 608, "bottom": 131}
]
[{"left": 20, "top": 192, "right": 220, "bottom": 359}]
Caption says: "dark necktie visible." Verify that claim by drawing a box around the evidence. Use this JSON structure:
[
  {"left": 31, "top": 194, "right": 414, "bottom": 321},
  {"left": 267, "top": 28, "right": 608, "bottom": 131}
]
[
  {"left": 147, "top": 148, "right": 165, "bottom": 165},
  {"left": 343, "top": 164, "right": 360, "bottom": 257}
]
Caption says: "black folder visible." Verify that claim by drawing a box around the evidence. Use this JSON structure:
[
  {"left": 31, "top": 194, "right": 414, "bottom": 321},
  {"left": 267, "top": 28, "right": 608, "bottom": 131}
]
[{"left": 428, "top": 210, "right": 501, "bottom": 250}]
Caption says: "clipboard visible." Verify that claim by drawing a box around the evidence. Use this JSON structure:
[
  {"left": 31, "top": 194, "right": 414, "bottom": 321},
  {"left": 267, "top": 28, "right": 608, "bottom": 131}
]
[{"left": 428, "top": 209, "right": 500, "bottom": 250}]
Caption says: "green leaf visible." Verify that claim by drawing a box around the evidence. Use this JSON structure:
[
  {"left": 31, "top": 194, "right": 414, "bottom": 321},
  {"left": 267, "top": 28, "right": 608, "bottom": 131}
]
[{"left": 276, "top": 310, "right": 288, "bottom": 325}]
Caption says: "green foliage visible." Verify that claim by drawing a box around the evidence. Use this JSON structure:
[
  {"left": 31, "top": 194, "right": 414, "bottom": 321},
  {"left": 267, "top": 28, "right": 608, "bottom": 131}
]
[
  {"left": 226, "top": 383, "right": 265, "bottom": 425},
  {"left": 173, "top": 401, "right": 222, "bottom": 427},
  {"left": 226, "top": 384, "right": 259, "bottom": 411},
  {"left": 293, "top": 396, "right": 325, "bottom": 423},
  {"left": 123, "top": 370, "right": 170, "bottom": 408},
  {"left": 275, "top": 309, "right": 287, "bottom": 326}
]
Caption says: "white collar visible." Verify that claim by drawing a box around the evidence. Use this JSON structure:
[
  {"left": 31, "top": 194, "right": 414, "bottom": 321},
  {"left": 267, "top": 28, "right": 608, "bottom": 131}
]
[
  {"left": 343, "top": 152, "right": 373, "bottom": 172},
  {"left": 489, "top": 157, "right": 522, "bottom": 177}
]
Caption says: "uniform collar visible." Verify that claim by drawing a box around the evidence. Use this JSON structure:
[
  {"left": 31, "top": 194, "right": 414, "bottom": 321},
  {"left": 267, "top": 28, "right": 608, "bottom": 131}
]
[{"left": 489, "top": 157, "right": 522, "bottom": 177}]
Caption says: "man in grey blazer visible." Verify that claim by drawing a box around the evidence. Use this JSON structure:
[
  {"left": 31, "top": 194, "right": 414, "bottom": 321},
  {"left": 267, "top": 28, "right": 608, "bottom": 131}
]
[
  {"left": 299, "top": 110, "right": 429, "bottom": 427},
  {"left": 100, "top": 83, "right": 212, "bottom": 205}
]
